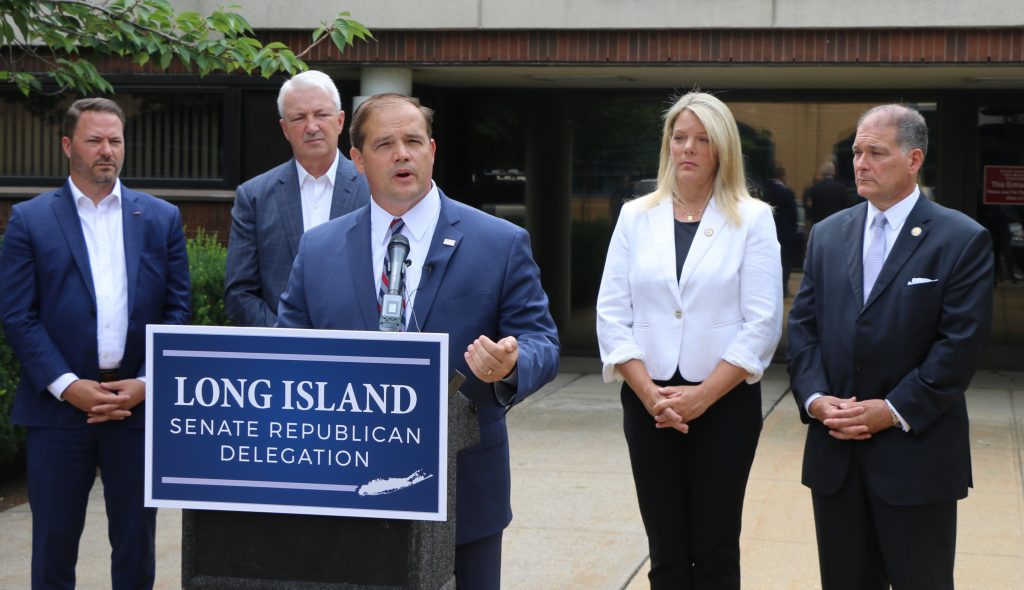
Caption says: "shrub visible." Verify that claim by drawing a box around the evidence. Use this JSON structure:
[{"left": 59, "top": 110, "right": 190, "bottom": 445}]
[
  {"left": 0, "top": 235, "right": 25, "bottom": 466},
  {"left": 187, "top": 228, "right": 228, "bottom": 327},
  {"left": 0, "top": 328, "right": 24, "bottom": 467}
]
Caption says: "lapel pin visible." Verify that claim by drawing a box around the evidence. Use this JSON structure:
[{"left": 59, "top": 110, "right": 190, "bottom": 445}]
[
  {"left": 131, "top": 210, "right": 141, "bottom": 216},
  {"left": 911, "top": 226, "right": 922, "bottom": 237},
  {"left": 704, "top": 228, "right": 714, "bottom": 237},
  {"left": 443, "top": 238, "right": 456, "bottom": 247}
]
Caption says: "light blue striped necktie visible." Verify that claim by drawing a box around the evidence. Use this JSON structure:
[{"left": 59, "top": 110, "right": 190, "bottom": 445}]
[{"left": 863, "top": 212, "right": 887, "bottom": 302}]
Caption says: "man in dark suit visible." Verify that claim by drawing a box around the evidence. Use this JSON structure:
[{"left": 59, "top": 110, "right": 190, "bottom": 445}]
[
  {"left": 805, "top": 161, "right": 853, "bottom": 224},
  {"left": 225, "top": 69, "right": 370, "bottom": 327},
  {"left": 762, "top": 165, "right": 799, "bottom": 296},
  {"left": 278, "top": 93, "right": 560, "bottom": 589},
  {"left": 0, "top": 98, "right": 191, "bottom": 589},
  {"left": 787, "top": 104, "right": 993, "bottom": 590}
]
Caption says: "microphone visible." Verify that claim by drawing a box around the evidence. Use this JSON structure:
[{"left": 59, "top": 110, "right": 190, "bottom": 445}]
[{"left": 379, "top": 233, "right": 410, "bottom": 332}]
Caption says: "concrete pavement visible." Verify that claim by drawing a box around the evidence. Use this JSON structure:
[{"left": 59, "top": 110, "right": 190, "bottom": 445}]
[{"left": 1, "top": 361, "right": 1022, "bottom": 589}]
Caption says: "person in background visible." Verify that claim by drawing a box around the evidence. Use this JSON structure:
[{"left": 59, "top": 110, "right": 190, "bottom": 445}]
[
  {"left": 225, "top": 69, "right": 370, "bottom": 327},
  {"left": 596, "top": 91, "right": 783, "bottom": 589},
  {"left": 805, "top": 160, "right": 852, "bottom": 224},
  {"left": 762, "top": 165, "right": 800, "bottom": 296},
  {"left": 0, "top": 98, "right": 191, "bottom": 589}
]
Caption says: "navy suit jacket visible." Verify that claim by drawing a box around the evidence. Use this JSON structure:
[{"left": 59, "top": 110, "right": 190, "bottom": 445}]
[
  {"left": 225, "top": 156, "right": 370, "bottom": 327},
  {"left": 762, "top": 179, "right": 798, "bottom": 247},
  {"left": 787, "top": 196, "right": 993, "bottom": 505},
  {"left": 278, "top": 191, "right": 560, "bottom": 543},
  {"left": 0, "top": 182, "right": 191, "bottom": 429}
]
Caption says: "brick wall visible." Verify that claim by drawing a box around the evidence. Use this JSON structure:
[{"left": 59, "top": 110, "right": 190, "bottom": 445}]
[
  {"left": 0, "top": 200, "right": 12, "bottom": 236},
  {"left": 12, "top": 28, "right": 1019, "bottom": 72},
  {"left": 178, "top": 201, "right": 233, "bottom": 245},
  {"left": 265, "top": 28, "right": 1024, "bottom": 65}
]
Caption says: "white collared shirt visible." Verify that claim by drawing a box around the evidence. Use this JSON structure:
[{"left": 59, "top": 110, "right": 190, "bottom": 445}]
[
  {"left": 370, "top": 183, "right": 442, "bottom": 330},
  {"left": 862, "top": 186, "right": 920, "bottom": 263},
  {"left": 295, "top": 150, "right": 340, "bottom": 232},
  {"left": 47, "top": 178, "right": 129, "bottom": 399}
]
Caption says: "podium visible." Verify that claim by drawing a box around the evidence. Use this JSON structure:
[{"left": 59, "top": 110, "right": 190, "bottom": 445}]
[
  {"left": 144, "top": 327, "right": 478, "bottom": 589},
  {"left": 179, "top": 374, "right": 478, "bottom": 589}
]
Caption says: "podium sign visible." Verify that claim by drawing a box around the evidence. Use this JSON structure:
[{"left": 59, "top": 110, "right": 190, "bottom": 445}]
[{"left": 145, "top": 325, "right": 448, "bottom": 521}]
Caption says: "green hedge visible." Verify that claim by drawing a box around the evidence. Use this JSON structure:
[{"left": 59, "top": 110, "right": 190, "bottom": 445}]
[
  {"left": 0, "top": 234, "right": 24, "bottom": 465},
  {"left": 0, "top": 229, "right": 229, "bottom": 465},
  {"left": 186, "top": 228, "right": 228, "bottom": 327},
  {"left": 0, "top": 322, "right": 22, "bottom": 465}
]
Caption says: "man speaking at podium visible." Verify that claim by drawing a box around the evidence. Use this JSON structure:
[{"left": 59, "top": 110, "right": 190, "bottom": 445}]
[{"left": 278, "top": 93, "right": 560, "bottom": 588}]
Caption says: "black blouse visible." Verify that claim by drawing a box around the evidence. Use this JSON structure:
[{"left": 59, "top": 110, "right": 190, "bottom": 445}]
[{"left": 674, "top": 219, "right": 700, "bottom": 280}]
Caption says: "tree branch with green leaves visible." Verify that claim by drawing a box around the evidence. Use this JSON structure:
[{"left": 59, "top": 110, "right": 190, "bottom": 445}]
[{"left": 0, "top": 0, "right": 372, "bottom": 95}]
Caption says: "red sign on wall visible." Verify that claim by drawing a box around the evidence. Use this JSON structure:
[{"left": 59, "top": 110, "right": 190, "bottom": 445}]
[{"left": 983, "top": 165, "right": 1024, "bottom": 205}]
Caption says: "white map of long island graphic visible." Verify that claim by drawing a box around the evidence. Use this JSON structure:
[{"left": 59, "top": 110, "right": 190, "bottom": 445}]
[{"left": 358, "top": 469, "right": 434, "bottom": 496}]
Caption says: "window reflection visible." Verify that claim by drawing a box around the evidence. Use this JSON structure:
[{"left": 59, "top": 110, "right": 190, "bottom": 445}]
[{"left": 0, "top": 92, "right": 225, "bottom": 183}]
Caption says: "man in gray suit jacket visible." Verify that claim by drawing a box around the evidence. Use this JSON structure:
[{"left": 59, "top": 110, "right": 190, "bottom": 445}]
[{"left": 225, "top": 70, "right": 370, "bottom": 326}]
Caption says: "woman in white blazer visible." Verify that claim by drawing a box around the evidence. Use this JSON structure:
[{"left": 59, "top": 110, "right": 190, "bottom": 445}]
[{"left": 596, "top": 92, "right": 783, "bottom": 589}]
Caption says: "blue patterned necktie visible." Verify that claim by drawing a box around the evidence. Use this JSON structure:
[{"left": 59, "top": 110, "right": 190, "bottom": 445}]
[
  {"left": 378, "top": 217, "right": 406, "bottom": 329},
  {"left": 863, "top": 212, "right": 887, "bottom": 302}
]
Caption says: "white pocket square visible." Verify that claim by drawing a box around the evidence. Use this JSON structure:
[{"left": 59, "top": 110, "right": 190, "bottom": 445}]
[{"left": 907, "top": 277, "right": 938, "bottom": 286}]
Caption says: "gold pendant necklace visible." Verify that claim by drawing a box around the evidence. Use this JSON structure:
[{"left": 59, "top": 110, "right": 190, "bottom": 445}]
[{"left": 676, "top": 195, "right": 710, "bottom": 222}]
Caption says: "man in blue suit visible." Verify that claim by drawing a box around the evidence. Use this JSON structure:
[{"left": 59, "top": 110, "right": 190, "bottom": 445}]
[
  {"left": 0, "top": 98, "right": 191, "bottom": 589},
  {"left": 278, "top": 93, "right": 560, "bottom": 589},
  {"left": 225, "top": 70, "right": 370, "bottom": 327},
  {"left": 787, "top": 104, "right": 993, "bottom": 590}
]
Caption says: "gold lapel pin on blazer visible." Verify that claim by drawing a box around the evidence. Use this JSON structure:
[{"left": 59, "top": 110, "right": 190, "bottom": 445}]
[
  {"left": 911, "top": 226, "right": 922, "bottom": 237},
  {"left": 704, "top": 228, "right": 714, "bottom": 237}
]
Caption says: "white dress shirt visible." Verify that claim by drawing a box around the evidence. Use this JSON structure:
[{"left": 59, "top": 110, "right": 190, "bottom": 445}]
[
  {"left": 862, "top": 187, "right": 919, "bottom": 262},
  {"left": 48, "top": 178, "right": 129, "bottom": 399},
  {"left": 370, "top": 183, "right": 441, "bottom": 331},
  {"left": 295, "top": 150, "right": 340, "bottom": 232}
]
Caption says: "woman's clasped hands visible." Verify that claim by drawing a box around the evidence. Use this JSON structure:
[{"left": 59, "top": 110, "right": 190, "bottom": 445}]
[{"left": 642, "top": 384, "right": 715, "bottom": 433}]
